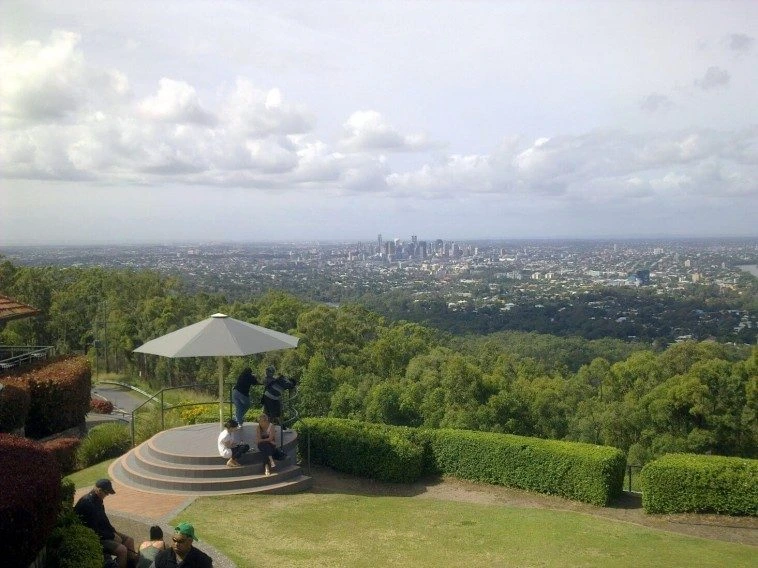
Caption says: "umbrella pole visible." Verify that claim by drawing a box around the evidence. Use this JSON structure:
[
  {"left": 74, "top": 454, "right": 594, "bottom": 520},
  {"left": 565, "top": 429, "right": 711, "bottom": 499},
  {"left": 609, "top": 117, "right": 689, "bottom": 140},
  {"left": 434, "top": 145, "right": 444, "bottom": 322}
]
[{"left": 218, "top": 356, "right": 224, "bottom": 426}]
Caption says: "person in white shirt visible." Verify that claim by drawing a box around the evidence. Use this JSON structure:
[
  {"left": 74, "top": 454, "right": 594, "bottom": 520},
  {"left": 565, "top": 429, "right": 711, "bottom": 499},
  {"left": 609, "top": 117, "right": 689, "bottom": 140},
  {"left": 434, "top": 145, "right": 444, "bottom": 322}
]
[{"left": 217, "top": 419, "right": 249, "bottom": 467}]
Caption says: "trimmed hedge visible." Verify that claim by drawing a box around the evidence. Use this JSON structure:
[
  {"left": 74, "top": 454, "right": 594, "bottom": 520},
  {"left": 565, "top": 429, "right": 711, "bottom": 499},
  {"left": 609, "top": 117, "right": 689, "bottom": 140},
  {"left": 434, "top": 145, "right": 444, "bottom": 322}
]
[
  {"left": 298, "top": 418, "right": 625, "bottom": 505},
  {"left": 423, "top": 428, "right": 626, "bottom": 506},
  {"left": 0, "top": 380, "right": 30, "bottom": 432},
  {"left": 298, "top": 418, "right": 425, "bottom": 483},
  {"left": 641, "top": 453, "right": 758, "bottom": 515},
  {"left": 6, "top": 356, "right": 92, "bottom": 438},
  {"left": 0, "top": 433, "right": 62, "bottom": 568},
  {"left": 42, "top": 437, "right": 82, "bottom": 475}
]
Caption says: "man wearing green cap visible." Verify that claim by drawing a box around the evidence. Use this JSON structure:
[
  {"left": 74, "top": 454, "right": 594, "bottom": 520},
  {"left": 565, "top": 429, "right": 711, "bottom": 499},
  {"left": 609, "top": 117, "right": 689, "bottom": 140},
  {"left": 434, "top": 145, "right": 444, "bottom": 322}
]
[{"left": 151, "top": 521, "right": 212, "bottom": 567}]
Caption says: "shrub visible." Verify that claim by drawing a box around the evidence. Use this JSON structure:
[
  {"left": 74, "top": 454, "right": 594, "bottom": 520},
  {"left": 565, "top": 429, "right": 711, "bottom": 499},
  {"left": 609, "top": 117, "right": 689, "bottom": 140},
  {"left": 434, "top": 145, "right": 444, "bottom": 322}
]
[
  {"left": 17, "top": 357, "right": 92, "bottom": 438},
  {"left": 298, "top": 418, "right": 626, "bottom": 505},
  {"left": 0, "top": 380, "right": 30, "bottom": 432},
  {"left": 90, "top": 397, "right": 114, "bottom": 414},
  {"left": 641, "top": 453, "right": 758, "bottom": 515},
  {"left": 41, "top": 437, "right": 82, "bottom": 475},
  {"left": 76, "top": 422, "right": 131, "bottom": 468},
  {"left": 298, "top": 418, "right": 425, "bottom": 483},
  {"left": 422, "top": 428, "right": 626, "bottom": 506},
  {"left": 45, "top": 507, "right": 102, "bottom": 568},
  {"left": 0, "top": 433, "right": 61, "bottom": 568},
  {"left": 60, "top": 478, "right": 76, "bottom": 508}
]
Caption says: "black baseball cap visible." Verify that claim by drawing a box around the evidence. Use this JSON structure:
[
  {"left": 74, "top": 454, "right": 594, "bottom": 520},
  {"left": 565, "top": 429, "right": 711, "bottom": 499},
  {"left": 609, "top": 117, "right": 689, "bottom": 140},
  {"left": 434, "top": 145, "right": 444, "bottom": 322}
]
[{"left": 96, "top": 478, "right": 116, "bottom": 494}]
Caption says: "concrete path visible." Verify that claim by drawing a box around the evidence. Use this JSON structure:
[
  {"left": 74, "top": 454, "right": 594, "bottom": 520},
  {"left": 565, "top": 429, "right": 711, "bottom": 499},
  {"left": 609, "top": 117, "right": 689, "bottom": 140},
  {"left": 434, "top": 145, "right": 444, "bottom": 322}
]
[{"left": 84, "top": 385, "right": 237, "bottom": 567}]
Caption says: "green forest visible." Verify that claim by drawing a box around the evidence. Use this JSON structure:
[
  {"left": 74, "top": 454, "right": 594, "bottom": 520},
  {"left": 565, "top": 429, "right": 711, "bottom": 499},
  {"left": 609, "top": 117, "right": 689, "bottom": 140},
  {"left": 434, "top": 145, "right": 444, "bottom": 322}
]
[{"left": 1, "top": 258, "right": 756, "bottom": 466}]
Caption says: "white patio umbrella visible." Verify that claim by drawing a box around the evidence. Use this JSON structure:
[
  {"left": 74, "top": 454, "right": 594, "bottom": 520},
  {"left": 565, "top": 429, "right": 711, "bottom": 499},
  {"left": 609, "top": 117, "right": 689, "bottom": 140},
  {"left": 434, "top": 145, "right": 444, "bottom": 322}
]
[{"left": 134, "top": 313, "right": 299, "bottom": 424}]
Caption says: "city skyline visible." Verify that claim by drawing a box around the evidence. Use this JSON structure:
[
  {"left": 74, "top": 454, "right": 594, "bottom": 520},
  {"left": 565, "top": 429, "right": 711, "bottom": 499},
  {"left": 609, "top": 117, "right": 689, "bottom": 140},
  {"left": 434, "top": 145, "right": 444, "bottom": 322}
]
[{"left": 1, "top": 1, "right": 757, "bottom": 245}]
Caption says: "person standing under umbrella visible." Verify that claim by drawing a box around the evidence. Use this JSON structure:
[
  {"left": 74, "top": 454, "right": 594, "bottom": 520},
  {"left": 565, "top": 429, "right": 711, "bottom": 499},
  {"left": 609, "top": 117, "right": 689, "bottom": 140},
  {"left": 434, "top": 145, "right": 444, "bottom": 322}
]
[
  {"left": 261, "top": 365, "right": 297, "bottom": 425},
  {"left": 231, "top": 367, "right": 258, "bottom": 426}
]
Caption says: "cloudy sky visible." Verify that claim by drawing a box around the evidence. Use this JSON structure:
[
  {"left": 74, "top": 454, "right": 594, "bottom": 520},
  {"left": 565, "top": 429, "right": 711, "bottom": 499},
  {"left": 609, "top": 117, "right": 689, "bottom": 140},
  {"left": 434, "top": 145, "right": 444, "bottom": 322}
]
[{"left": 1, "top": 1, "right": 756, "bottom": 244}]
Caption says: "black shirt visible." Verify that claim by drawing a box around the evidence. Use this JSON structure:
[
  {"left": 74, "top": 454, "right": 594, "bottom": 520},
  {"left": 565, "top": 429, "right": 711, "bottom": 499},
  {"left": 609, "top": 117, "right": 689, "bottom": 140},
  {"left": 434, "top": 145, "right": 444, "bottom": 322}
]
[
  {"left": 233, "top": 372, "right": 258, "bottom": 397},
  {"left": 153, "top": 546, "right": 213, "bottom": 568},
  {"left": 74, "top": 490, "right": 115, "bottom": 540}
]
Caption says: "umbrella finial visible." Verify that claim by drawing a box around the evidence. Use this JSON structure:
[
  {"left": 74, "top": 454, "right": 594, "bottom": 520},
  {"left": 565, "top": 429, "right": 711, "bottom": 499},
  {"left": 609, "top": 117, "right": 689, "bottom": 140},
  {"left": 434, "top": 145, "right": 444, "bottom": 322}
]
[{"left": 211, "top": 313, "right": 228, "bottom": 318}]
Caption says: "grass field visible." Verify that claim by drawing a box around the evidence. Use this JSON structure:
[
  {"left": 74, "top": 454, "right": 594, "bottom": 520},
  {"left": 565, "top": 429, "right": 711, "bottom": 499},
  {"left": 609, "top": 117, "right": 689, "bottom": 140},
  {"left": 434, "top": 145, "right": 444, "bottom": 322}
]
[{"left": 66, "top": 463, "right": 756, "bottom": 568}]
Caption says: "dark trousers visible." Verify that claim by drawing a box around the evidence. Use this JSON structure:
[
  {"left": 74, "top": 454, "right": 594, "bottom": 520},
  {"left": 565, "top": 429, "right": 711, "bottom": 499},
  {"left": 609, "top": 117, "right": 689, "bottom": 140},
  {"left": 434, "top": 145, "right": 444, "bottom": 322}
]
[
  {"left": 262, "top": 397, "right": 281, "bottom": 420},
  {"left": 232, "top": 443, "right": 250, "bottom": 460},
  {"left": 257, "top": 441, "right": 285, "bottom": 461}
]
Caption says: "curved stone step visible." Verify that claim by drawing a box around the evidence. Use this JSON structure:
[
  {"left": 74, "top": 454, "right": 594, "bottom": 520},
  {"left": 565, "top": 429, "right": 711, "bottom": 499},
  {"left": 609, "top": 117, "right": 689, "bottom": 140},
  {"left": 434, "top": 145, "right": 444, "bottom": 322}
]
[
  {"left": 109, "top": 422, "right": 311, "bottom": 496},
  {"left": 110, "top": 459, "right": 312, "bottom": 496}
]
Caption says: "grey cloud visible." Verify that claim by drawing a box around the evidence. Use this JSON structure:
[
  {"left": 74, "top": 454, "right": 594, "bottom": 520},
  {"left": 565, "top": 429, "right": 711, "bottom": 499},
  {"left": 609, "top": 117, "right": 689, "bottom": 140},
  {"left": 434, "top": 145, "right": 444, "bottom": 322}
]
[
  {"left": 388, "top": 129, "right": 758, "bottom": 202},
  {"left": 640, "top": 93, "right": 674, "bottom": 113},
  {"left": 695, "top": 66, "right": 730, "bottom": 90},
  {"left": 727, "top": 33, "right": 754, "bottom": 53}
]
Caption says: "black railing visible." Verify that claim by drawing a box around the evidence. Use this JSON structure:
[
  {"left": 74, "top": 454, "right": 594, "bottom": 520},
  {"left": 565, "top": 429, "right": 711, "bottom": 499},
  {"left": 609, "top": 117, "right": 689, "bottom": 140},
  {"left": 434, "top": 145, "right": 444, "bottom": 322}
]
[
  {"left": 0, "top": 345, "right": 55, "bottom": 372},
  {"left": 96, "top": 380, "right": 299, "bottom": 448}
]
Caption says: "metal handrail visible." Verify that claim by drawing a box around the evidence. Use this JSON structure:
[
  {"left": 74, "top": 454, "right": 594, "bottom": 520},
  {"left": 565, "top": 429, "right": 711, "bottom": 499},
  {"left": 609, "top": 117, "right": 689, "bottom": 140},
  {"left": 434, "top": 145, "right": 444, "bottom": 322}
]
[
  {"left": 127, "top": 381, "right": 231, "bottom": 447},
  {"left": 96, "top": 379, "right": 301, "bottom": 449},
  {"left": 0, "top": 345, "right": 55, "bottom": 370}
]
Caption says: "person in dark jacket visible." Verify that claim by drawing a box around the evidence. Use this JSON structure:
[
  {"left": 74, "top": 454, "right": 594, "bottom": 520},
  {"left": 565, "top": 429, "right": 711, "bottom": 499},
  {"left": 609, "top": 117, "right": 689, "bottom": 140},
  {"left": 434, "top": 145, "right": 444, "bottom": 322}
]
[
  {"left": 73, "top": 478, "right": 137, "bottom": 568},
  {"left": 231, "top": 367, "right": 258, "bottom": 426},
  {"left": 152, "top": 522, "right": 213, "bottom": 568},
  {"left": 261, "top": 365, "right": 296, "bottom": 424}
]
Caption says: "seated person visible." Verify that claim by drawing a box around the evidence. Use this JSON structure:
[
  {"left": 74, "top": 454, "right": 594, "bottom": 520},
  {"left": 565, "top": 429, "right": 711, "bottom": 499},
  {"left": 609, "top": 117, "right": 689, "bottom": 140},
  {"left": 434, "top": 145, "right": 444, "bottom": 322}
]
[
  {"left": 136, "top": 525, "right": 165, "bottom": 568},
  {"left": 217, "top": 418, "right": 250, "bottom": 467},
  {"left": 152, "top": 522, "right": 213, "bottom": 568},
  {"left": 73, "top": 478, "right": 137, "bottom": 568},
  {"left": 256, "top": 413, "right": 285, "bottom": 476}
]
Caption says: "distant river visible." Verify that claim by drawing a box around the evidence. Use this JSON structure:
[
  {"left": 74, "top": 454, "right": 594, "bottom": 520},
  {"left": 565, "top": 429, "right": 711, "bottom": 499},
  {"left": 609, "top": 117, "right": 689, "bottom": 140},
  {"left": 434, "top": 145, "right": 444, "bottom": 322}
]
[{"left": 738, "top": 264, "right": 758, "bottom": 277}]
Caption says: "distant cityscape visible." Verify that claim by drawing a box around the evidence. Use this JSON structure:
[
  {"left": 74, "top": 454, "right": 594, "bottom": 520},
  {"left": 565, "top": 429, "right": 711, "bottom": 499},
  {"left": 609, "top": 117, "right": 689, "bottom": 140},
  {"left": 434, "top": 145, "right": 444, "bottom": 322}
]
[{"left": 2, "top": 237, "right": 757, "bottom": 343}]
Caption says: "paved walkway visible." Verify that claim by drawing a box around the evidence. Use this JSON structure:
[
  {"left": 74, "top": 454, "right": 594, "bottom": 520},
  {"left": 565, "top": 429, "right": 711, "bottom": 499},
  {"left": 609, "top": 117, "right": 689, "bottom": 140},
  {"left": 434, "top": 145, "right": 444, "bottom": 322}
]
[{"left": 83, "top": 384, "right": 237, "bottom": 567}]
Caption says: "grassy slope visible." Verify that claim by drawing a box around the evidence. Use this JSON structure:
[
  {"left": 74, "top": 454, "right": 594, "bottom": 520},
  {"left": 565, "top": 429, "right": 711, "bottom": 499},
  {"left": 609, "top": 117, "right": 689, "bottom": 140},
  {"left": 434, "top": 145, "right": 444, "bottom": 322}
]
[
  {"left": 67, "top": 463, "right": 755, "bottom": 568},
  {"left": 185, "top": 492, "right": 754, "bottom": 568}
]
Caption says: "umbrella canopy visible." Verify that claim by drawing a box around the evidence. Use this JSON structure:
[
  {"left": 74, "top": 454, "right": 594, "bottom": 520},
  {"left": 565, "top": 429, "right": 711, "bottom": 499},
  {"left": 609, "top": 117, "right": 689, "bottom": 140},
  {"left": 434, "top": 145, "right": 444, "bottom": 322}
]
[
  {"left": 134, "top": 313, "right": 299, "bottom": 357},
  {"left": 134, "top": 313, "right": 299, "bottom": 424}
]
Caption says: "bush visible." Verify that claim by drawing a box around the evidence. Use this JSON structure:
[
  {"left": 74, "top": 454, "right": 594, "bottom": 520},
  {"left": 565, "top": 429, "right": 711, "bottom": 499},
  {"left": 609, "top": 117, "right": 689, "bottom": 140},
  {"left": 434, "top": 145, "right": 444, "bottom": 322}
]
[
  {"left": 18, "top": 357, "right": 92, "bottom": 438},
  {"left": 45, "top": 507, "right": 102, "bottom": 568},
  {"left": 76, "top": 422, "right": 131, "bottom": 468},
  {"left": 90, "top": 397, "right": 114, "bottom": 414},
  {"left": 422, "top": 428, "right": 626, "bottom": 506},
  {"left": 60, "top": 478, "right": 76, "bottom": 508},
  {"left": 0, "top": 433, "right": 62, "bottom": 568},
  {"left": 0, "top": 380, "right": 30, "bottom": 432},
  {"left": 298, "top": 418, "right": 625, "bottom": 505},
  {"left": 298, "top": 418, "right": 425, "bottom": 483},
  {"left": 41, "top": 437, "right": 82, "bottom": 475},
  {"left": 641, "top": 453, "right": 758, "bottom": 515}
]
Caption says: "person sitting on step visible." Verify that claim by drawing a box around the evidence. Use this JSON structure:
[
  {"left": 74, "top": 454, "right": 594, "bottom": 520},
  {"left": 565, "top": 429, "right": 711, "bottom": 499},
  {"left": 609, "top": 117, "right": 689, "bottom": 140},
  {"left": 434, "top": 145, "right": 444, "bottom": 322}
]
[
  {"left": 152, "top": 522, "right": 213, "bottom": 568},
  {"left": 217, "top": 419, "right": 250, "bottom": 467},
  {"left": 73, "top": 478, "right": 138, "bottom": 568},
  {"left": 256, "top": 413, "right": 285, "bottom": 476},
  {"left": 136, "top": 525, "right": 165, "bottom": 568}
]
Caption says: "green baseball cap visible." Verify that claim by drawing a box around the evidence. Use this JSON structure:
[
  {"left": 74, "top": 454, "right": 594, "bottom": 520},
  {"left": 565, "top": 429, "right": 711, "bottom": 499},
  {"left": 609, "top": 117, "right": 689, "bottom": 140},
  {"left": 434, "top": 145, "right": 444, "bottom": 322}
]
[{"left": 175, "top": 521, "right": 198, "bottom": 541}]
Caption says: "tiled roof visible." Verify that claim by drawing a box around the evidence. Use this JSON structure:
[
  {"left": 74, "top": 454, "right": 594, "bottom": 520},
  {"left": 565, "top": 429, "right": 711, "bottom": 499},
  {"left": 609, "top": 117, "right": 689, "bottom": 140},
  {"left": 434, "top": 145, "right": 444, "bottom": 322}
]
[{"left": 0, "top": 294, "right": 41, "bottom": 322}]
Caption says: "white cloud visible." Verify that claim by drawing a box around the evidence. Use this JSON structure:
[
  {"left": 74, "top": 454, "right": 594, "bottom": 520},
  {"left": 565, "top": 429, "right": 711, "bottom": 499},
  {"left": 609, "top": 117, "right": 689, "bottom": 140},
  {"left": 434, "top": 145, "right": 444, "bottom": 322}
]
[
  {"left": 138, "top": 78, "right": 215, "bottom": 125},
  {"left": 0, "top": 31, "right": 85, "bottom": 123},
  {"left": 339, "top": 110, "right": 432, "bottom": 152},
  {"left": 221, "top": 79, "right": 314, "bottom": 137}
]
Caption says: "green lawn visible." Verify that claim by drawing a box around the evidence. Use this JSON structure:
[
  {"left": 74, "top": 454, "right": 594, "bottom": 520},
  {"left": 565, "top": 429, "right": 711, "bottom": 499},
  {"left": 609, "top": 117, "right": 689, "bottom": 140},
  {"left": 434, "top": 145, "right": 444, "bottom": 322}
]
[{"left": 67, "top": 463, "right": 756, "bottom": 568}]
